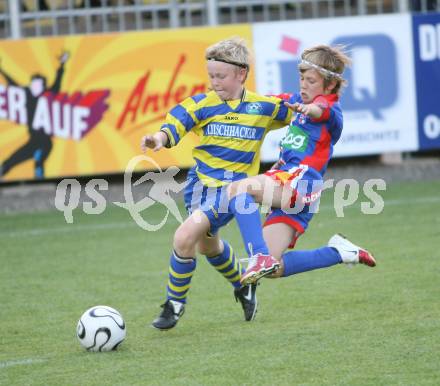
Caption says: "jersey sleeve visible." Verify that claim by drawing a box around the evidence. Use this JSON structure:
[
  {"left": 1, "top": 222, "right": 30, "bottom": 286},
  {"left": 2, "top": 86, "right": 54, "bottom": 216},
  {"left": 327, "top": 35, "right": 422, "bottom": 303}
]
[
  {"left": 270, "top": 93, "right": 292, "bottom": 101},
  {"left": 160, "top": 96, "right": 200, "bottom": 147},
  {"left": 312, "top": 95, "right": 343, "bottom": 140},
  {"left": 267, "top": 96, "right": 293, "bottom": 130},
  {"left": 329, "top": 106, "right": 343, "bottom": 142},
  {"left": 288, "top": 93, "right": 302, "bottom": 104},
  {"left": 310, "top": 95, "right": 331, "bottom": 123}
]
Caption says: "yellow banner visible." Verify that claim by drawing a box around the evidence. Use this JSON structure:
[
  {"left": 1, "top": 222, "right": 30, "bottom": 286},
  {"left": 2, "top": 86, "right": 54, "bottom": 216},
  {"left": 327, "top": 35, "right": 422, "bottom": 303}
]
[{"left": 0, "top": 25, "right": 254, "bottom": 181}]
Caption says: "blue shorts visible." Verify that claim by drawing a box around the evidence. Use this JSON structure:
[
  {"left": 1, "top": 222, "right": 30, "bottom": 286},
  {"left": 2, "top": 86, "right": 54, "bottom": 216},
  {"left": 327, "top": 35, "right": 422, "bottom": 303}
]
[
  {"left": 183, "top": 167, "right": 234, "bottom": 235},
  {"left": 263, "top": 164, "right": 323, "bottom": 248}
]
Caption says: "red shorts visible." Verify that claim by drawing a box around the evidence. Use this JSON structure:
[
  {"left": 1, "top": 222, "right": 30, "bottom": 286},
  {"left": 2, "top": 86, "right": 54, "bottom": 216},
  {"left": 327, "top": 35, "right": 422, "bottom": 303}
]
[{"left": 263, "top": 165, "right": 322, "bottom": 248}]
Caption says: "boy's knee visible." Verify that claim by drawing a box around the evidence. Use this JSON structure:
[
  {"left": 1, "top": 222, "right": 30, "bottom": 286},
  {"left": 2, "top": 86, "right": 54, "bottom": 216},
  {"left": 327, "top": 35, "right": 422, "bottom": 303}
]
[{"left": 173, "top": 225, "right": 197, "bottom": 256}]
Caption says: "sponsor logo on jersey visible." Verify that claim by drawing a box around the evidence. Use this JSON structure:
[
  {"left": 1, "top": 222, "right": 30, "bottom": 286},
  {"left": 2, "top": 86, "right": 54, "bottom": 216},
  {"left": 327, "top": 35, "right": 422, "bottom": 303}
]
[
  {"left": 281, "top": 124, "right": 308, "bottom": 151},
  {"left": 204, "top": 123, "right": 258, "bottom": 140},
  {"left": 246, "top": 102, "right": 263, "bottom": 115}
]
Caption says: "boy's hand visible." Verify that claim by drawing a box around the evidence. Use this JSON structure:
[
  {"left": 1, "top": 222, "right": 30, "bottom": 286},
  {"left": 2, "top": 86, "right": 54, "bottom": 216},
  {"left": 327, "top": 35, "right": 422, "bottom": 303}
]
[
  {"left": 141, "top": 131, "right": 167, "bottom": 152},
  {"left": 284, "top": 101, "right": 323, "bottom": 119},
  {"left": 284, "top": 102, "right": 311, "bottom": 115}
]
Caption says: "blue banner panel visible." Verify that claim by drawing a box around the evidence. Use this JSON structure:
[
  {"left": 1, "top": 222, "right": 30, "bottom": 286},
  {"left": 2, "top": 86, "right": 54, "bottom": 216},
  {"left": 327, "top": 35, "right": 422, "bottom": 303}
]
[{"left": 413, "top": 13, "right": 440, "bottom": 150}]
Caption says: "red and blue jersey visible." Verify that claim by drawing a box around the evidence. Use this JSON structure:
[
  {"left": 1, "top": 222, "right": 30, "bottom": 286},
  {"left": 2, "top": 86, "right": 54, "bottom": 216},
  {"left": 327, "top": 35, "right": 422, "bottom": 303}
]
[{"left": 278, "top": 93, "right": 342, "bottom": 176}]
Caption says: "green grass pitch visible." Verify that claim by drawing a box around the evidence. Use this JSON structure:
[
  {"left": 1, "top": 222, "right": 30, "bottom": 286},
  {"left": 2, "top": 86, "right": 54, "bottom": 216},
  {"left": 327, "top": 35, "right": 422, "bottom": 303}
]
[{"left": 1, "top": 179, "right": 439, "bottom": 385}]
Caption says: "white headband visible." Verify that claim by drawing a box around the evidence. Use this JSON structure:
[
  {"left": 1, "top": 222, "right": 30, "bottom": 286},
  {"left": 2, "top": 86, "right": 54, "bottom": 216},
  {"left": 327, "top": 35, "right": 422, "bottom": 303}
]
[{"left": 300, "top": 59, "right": 343, "bottom": 80}]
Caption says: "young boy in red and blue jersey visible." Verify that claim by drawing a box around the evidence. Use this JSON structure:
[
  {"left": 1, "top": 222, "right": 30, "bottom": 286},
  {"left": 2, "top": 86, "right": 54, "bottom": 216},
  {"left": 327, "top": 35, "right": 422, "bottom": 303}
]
[{"left": 227, "top": 45, "right": 376, "bottom": 285}]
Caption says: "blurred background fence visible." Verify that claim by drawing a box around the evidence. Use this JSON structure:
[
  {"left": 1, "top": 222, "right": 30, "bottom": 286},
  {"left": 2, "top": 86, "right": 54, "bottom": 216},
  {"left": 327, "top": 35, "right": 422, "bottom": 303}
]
[{"left": 1, "top": 0, "right": 439, "bottom": 39}]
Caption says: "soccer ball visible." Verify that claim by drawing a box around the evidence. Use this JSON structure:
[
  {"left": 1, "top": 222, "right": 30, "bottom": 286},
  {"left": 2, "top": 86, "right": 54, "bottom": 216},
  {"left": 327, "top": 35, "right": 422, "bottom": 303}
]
[{"left": 76, "top": 305, "right": 126, "bottom": 352}]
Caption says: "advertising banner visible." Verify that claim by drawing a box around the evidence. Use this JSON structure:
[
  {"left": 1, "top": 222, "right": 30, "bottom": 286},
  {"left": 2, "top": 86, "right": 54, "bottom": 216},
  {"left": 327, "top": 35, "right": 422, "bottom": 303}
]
[
  {"left": 413, "top": 13, "right": 440, "bottom": 150},
  {"left": 0, "top": 25, "right": 254, "bottom": 181},
  {"left": 253, "top": 14, "right": 419, "bottom": 161}
]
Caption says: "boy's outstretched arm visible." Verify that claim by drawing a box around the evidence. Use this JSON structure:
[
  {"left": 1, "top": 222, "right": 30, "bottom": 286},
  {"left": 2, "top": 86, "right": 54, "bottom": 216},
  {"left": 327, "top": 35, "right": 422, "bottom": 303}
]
[{"left": 284, "top": 101, "right": 324, "bottom": 120}]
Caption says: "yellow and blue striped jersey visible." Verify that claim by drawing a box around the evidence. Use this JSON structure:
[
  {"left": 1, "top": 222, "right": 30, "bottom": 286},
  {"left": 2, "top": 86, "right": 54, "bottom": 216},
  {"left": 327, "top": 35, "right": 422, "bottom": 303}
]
[{"left": 161, "top": 90, "right": 292, "bottom": 187}]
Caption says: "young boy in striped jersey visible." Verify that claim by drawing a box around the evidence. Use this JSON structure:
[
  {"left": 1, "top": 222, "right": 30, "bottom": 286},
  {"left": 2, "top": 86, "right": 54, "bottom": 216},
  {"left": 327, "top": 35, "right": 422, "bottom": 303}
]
[
  {"left": 226, "top": 45, "right": 376, "bottom": 286},
  {"left": 141, "top": 37, "right": 292, "bottom": 330}
]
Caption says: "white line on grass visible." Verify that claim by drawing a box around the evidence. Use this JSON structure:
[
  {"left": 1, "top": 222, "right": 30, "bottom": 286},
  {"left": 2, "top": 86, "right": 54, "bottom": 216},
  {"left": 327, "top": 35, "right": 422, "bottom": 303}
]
[
  {"left": 0, "top": 358, "right": 46, "bottom": 369},
  {"left": 1, "top": 196, "right": 439, "bottom": 239}
]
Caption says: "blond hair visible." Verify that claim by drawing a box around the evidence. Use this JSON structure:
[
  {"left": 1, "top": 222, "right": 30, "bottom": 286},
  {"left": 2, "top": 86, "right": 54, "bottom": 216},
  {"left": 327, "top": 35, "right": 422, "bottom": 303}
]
[
  {"left": 205, "top": 36, "right": 251, "bottom": 70},
  {"left": 299, "top": 45, "right": 351, "bottom": 95}
]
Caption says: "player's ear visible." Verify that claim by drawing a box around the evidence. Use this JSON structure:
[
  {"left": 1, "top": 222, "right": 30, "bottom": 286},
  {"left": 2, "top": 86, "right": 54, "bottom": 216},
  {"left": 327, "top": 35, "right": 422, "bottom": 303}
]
[
  {"left": 325, "top": 79, "right": 337, "bottom": 94},
  {"left": 238, "top": 67, "right": 247, "bottom": 83}
]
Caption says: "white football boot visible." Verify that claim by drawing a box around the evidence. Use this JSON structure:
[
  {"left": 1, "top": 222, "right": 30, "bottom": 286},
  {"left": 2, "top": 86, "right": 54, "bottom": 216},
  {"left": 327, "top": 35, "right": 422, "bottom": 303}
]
[{"left": 328, "top": 234, "right": 376, "bottom": 267}]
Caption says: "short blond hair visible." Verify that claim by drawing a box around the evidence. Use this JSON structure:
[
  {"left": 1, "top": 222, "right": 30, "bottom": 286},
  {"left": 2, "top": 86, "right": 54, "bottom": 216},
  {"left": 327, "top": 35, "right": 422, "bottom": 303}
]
[
  {"left": 205, "top": 37, "right": 251, "bottom": 70},
  {"left": 299, "top": 45, "right": 351, "bottom": 95}
]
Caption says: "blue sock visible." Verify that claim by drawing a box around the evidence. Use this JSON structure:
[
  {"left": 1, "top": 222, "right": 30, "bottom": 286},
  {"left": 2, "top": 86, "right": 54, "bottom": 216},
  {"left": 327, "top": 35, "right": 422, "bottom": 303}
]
[
  {"left": 205, "top": 241, "right": 244, "bottom": 289},
  {"left": 281, "top": 247, "right": 342, "bottom": 277},
  {"left": 229, "top": 193, "right": 269, "bottom": 256},
  {"left": 166, "top": 251, "right": 197, "bottom": 303}
]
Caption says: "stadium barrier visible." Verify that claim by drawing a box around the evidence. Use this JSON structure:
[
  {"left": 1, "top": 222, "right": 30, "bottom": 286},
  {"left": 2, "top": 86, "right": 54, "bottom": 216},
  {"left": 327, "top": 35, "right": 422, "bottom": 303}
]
[{"left": 0, "top": 12, "right": 439, "bottom": 181}]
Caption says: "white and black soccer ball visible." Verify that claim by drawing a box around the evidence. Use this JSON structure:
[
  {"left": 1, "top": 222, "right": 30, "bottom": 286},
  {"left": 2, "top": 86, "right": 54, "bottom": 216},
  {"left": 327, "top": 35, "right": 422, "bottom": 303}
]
[{"left": 76, "top": 305, "right": 126, "bottom": 352}]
